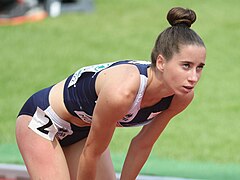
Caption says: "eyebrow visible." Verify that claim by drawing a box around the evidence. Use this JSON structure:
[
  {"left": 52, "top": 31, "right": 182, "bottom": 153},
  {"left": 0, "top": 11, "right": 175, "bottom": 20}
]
[
  {"left": 199, "top": 63, "right": 206, "bottom": 66},
  {"left": 181, "top": 61, "right": 205, "bottom": 66}
]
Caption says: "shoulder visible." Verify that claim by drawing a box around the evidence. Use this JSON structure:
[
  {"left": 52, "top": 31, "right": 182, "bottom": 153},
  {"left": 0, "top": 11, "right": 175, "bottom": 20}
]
[
  {"left": 96, "top": 63, "right": 140, "bottom": 92},
  {"left": 95, "top": 64, "right": 141, "bottom": 107}
]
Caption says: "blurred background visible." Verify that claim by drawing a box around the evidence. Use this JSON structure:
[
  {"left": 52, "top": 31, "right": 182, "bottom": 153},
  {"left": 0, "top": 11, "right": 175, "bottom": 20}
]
[{"left": 0, "top": 0, "right": 240, "bottom": 179}]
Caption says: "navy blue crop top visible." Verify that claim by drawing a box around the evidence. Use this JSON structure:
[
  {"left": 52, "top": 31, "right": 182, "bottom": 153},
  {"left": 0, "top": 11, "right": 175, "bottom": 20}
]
[{"left": 63, "top": 60, "right": 174, "bottom": 127}]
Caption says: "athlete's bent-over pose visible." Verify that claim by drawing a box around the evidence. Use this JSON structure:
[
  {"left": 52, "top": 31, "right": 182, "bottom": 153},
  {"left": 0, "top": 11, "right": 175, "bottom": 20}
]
[{"left": 16, "top": 7, "right": 206, "bottom": 180}]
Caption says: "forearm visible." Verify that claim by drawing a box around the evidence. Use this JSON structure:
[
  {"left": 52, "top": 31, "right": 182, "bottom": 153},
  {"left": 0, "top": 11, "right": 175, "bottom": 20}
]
[
  {"left": 76, "top": 117, "right": 117, "bottom": 179},
  {"left": 77, "top": 151, "right": 100, "bottom": 180},
  {"left": 120, "top": 140, "right": 152, "bottom": 180}
]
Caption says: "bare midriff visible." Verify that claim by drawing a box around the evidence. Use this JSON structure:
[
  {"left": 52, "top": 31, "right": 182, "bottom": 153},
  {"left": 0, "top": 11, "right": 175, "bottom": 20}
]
[{"left": 49, "top": 79, "right": 90, "bottom": 127}]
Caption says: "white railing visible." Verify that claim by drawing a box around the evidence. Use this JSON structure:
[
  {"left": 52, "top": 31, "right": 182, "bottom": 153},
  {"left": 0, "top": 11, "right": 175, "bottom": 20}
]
[
  {"left": 0, "top": 163, "right": 190, "bottom": 180},
  {"left": 0, "top": 163, "right": 29, "bottom": 180}
]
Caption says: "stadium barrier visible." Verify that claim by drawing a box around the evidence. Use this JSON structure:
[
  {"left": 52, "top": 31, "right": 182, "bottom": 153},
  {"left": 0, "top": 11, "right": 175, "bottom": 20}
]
[
  {"left": 0, "top": 164, "right": 29, "bottom": 180},
  {"left": 0, "top": 163, "right": 187, "bottom": 180}
]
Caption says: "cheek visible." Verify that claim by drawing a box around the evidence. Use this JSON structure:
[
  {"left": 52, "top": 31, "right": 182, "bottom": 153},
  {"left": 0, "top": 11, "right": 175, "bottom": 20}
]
[{"left": 164, "top": 68, "right": 184, "bottom": 84}]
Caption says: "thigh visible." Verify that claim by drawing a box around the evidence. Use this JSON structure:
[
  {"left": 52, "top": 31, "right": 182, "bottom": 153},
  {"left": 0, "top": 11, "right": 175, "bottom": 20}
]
[
  {"left": 16, "top": 115, "right": 70, "bottom": 179},
  {"left": 63, "top": 138, "right": 116, "bottom": 180}
]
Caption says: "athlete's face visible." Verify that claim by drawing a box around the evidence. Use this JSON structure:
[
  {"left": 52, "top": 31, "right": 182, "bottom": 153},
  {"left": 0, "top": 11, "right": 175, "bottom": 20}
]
[{"left": 158, "top": 45, "right": 206, "bottom": 95}]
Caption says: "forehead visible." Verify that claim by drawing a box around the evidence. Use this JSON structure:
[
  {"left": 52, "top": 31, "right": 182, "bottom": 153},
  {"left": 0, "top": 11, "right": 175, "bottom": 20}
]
[{"left": 171, "top": 44, "right": 206, "bottom": 64}]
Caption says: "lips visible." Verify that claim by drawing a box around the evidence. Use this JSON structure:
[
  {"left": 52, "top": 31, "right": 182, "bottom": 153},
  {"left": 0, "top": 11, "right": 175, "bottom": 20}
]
[
  {"left": 182, "top": 86, "right": 194, "bottom": 93},
  {"left": 183, "top": 86, "right": 194, "bottom": 90}
]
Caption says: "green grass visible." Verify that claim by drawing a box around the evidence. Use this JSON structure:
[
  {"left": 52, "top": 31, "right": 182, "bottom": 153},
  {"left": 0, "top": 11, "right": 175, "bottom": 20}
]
[
  {"left": 1, "top": 0, "right": 240, "bottom": 178},
  {"left": 1, "top": 144, "right": 240, "bottom": 179}
]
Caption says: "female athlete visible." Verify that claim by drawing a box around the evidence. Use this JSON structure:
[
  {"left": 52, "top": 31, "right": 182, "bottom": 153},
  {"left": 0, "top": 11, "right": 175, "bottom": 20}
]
[{"left": 16, "top": 7, "right": 206, "bottom": 180}]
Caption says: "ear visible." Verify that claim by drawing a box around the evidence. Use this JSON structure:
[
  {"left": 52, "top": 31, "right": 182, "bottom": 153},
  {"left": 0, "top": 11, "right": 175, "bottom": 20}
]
[{"left": 156, "top": 54, "right": 166, "bottom": 72}]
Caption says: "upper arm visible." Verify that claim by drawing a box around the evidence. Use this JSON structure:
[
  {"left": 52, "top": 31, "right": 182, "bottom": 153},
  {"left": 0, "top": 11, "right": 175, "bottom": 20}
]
[
  {"left": 83, "top": 65, "right": 140, "bottom": 156},
  {"left": 133, "top": 92, "right": 194, "bottom": 148}
]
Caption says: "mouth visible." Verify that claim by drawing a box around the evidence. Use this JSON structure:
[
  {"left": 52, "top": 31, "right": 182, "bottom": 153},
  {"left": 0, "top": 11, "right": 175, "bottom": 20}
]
[{"left": 182, "top": 86, "right": 194, "bottom": 93}]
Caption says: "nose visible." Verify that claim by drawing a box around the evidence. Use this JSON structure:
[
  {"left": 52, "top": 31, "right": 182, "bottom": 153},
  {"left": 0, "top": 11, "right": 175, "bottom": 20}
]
[{"left": 188, "top": 70, "right": 199, "bottom": 83}]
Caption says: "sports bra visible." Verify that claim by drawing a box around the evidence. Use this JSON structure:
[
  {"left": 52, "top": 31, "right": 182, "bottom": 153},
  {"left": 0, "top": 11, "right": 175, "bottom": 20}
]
[{"left": 63, "top": 60, "right": 174, "bottom": 127}]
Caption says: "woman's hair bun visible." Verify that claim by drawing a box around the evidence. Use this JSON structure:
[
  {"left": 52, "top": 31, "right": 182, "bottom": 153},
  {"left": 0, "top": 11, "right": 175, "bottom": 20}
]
[{"left": 167, "top": 7, "right": 196, "bottom": 28}]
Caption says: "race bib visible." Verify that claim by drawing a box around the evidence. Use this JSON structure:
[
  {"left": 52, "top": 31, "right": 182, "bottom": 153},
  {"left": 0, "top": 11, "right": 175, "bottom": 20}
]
[
  {"left": 74, "top": 110, "right": 92, "bottom": 123},
  {"left": 28, "top": 107, "right": 58, "bottom": 141}
]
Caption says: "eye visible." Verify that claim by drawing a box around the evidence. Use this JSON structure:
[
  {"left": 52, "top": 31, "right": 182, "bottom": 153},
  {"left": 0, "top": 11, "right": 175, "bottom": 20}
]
[
  {"left": 182, "top": 63, "right": 190, "bottom": 69},
  {"left": 197, "top": 65, "right": 204, "bottom": 71}
]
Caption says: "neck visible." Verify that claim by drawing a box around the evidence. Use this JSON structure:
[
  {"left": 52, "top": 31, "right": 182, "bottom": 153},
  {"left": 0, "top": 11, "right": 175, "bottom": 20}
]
[{"left": 141, "top": 67, "right": 174, "bottom": 108}]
